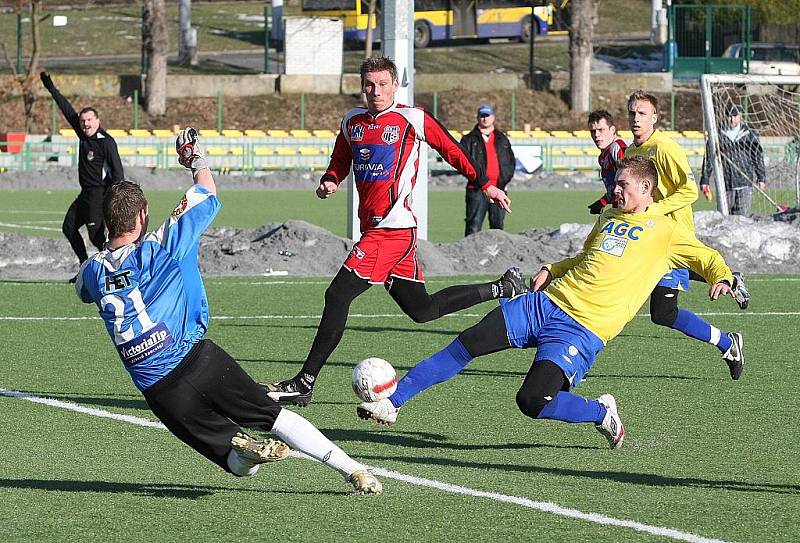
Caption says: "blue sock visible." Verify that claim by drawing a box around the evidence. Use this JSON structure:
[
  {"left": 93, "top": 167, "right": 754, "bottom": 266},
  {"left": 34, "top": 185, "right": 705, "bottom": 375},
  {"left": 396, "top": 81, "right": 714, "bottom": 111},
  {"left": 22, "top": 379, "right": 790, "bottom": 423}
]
[
  {"left": 672, "top": 309, "right": 730, "bottom": 353},
  {"left": 537, "top": 391, "right": 606, "bottom": 424},
  {"left": 390, "top": 338, "right": 473, "bottom": 408}
]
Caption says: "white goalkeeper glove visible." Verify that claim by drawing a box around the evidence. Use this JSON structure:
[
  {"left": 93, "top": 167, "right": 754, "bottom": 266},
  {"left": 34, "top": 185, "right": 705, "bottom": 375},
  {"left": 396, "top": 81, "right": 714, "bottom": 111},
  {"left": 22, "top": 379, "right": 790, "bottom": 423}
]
[{"left": 175, "top": 127, "right": 208, "bottom": 173}]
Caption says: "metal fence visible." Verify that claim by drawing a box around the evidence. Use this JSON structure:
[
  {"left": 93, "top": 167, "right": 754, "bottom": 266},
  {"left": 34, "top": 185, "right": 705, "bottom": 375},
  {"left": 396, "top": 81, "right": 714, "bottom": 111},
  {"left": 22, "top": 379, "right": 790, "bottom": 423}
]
[{"left": 0, "top": 135, "right": 725, "bottom": 175}]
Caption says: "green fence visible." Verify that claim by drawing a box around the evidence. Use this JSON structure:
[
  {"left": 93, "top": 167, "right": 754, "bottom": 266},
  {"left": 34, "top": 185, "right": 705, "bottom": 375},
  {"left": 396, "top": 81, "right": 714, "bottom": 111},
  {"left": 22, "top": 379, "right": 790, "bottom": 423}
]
[{"left": 669, "top": 3, "right": 751, "bottom": 80}]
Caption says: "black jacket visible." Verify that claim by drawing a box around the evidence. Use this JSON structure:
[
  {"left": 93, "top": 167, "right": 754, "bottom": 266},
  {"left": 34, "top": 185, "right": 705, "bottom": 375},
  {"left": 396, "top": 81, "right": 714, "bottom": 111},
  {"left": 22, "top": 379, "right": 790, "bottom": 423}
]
[
  {"left": 701, "top": 123, "right": 765, "bottom": 191},
  {"left": 43, "top": 77, "right": 124, "bottom": 191},
  {"left": 460, "top": 127, "right": 516, "bottom": 191}
]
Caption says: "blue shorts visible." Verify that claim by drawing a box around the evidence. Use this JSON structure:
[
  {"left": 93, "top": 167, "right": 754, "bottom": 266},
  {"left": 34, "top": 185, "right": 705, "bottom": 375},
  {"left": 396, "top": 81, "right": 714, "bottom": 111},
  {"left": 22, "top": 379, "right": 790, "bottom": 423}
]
[
  {"left": 657, "top": 268, "right": 689, "bottom": 290},
  {"left": 500, "top": 292, "right": 605, "bottom": 388}
]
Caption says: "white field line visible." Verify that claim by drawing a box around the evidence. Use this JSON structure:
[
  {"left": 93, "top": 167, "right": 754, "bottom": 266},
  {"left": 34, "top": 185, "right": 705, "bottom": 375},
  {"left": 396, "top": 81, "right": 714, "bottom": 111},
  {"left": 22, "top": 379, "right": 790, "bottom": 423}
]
[
  {"left": 1, "top": 311, "right": 799, "bottom": 323},
  {"left": 0, "top": 221, "right": 61, "bottom": 232},
  {"left": 0, "top": 387, "right": 732, "bottom": 543}
]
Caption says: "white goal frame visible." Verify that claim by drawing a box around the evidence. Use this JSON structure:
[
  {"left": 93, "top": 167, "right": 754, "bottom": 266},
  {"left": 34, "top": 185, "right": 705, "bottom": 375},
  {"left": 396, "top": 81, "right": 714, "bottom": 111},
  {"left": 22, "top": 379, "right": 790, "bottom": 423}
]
[{"left": 699, "top": 74, "right": 800, "bottom": 215}]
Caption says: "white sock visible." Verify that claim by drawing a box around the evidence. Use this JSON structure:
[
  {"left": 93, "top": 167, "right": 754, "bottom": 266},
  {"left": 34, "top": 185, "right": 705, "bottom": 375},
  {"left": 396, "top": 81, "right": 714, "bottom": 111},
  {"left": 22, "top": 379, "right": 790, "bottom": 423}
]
[
  {"left": 271, "top": 408, "right": 364, "bottom": 477},
  {"left": 226, "top": 449, "right": 260, "bottom": 477},
  {"left": 709, "top": 325, "right": 722, "bottom": 346}
]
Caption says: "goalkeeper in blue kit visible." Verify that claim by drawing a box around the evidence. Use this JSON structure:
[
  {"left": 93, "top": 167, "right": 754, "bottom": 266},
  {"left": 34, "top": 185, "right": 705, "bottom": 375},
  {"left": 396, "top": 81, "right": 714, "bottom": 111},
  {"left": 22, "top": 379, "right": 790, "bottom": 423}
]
[
  {"left": 358, "top": 156, "right": 745, "bottom": 449},
  {"left": 75, "top": 128, "right": 381, "bottom": 494}
]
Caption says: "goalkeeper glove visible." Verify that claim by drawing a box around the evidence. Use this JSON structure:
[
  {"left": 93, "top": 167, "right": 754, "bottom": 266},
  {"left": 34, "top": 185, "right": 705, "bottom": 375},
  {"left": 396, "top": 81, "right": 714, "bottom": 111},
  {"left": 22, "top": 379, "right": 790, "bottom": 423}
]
[
  {"left": 175, "top": 127, "right": 208, "bottom": 172},
  {"left": 588, "top": 195, "right": 608, "bottom": 215},
  {"left": 701, "top": 184, "right": 713, "bottom": 202}
]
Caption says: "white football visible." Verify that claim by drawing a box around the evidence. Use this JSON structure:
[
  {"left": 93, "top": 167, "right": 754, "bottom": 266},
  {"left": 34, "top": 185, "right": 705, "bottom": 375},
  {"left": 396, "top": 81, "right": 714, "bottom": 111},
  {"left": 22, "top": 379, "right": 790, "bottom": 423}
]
[{"left": 352, "top": 357, "right": 398, "bottom": 402}]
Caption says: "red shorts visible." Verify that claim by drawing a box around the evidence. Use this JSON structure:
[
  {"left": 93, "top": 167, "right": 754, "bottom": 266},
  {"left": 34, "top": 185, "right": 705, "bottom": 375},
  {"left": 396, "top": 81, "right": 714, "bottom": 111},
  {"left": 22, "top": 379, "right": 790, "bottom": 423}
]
[{"left": 343, "top": 228, "right": 424, "bottom": 284}]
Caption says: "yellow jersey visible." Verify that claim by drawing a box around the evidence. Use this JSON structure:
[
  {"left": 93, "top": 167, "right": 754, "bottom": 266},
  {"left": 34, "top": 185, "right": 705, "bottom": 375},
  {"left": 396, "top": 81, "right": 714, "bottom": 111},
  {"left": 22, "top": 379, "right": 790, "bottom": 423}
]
[
  {"left": 624, "top": 129, "right": 698, "bottom": 232},
  {"left": 544, "top": 209, "right": 732, "bottom": 344}
]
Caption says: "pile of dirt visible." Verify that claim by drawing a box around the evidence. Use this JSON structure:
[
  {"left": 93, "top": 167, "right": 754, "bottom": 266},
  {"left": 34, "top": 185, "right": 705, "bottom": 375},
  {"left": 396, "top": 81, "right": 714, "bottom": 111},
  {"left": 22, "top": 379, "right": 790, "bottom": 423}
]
[
  {"left": 0, "top": 165, "right": 600, "bottom": 191},
  {"left": 3, "top": 212, "right": 798, "bottom": 281}
]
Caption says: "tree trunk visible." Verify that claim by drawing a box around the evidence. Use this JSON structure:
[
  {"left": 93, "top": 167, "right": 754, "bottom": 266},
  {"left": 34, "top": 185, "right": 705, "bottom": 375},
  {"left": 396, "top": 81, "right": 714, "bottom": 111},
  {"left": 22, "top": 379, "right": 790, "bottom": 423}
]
[
  {"left": 365, "top": 0, "right": 377, "bottom": 58},
  {"left": 568, "top": 0, "right": 594, "bottom": 113},
  {"left": 144, "top": 0, "right": 168, "bottom": 116},
  {"left": 17, "top": 0, "right": 42, "bottom": 132}
]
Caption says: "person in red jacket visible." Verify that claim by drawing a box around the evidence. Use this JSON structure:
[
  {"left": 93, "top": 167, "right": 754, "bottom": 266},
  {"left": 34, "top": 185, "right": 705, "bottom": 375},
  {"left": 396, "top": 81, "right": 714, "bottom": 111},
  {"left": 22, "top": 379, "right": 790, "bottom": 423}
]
[
  {"left": 587, "top": 109, "right": 627, "bottom": 214},
  {"left": 266, "top": 56, "right": 526, "bottom": 406},
  {"left": 460, "top": 104, "right": 516, "bottom": 236}
]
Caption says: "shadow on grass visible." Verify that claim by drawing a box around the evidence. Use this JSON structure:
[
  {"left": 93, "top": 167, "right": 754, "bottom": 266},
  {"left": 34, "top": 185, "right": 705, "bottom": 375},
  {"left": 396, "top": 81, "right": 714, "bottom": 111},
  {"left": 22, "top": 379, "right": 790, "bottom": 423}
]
[
  {"left": 238, "top": 357, "right": 527, "bottom": 378},
  {"left": 0, "top": 479, "right": 343, "bottom": 498},
  {"left": 318, "top": 427, "right": 596, "bottom": 452},
  {"left": 218, "top": 322, "right": 462, "bottom": 338},
  {"left": 0, "top": 479, "right": 224, "bottom": 499},
  {"left": 357, "top": 455, "right": 800, "bottom": 496}
]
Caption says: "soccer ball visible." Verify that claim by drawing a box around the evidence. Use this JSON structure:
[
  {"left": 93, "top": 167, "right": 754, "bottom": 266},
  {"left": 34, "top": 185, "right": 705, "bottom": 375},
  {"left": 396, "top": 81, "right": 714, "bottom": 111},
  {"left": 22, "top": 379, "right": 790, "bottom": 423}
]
[{"left": 352, "top": 357, "right": 397, "bottom": 403}]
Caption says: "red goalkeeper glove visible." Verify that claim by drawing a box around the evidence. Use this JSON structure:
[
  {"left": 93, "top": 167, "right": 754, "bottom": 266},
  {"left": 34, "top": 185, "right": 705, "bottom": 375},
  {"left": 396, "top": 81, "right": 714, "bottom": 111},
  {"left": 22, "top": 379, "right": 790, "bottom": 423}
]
[{"left": 701, "top": 184, "right": 713, "bottom": 202}]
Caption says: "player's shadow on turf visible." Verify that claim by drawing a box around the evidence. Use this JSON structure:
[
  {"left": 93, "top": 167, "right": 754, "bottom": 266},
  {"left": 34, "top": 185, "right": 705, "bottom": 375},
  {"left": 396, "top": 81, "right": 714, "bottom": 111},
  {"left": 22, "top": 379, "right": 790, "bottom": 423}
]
[
  {"left": 239, "top": 358, "right": 526, "bottom": 379},
  {"left": 320, "top": 428, "right": 596, "bottom": 451},
  {"left": 18, "top": 391, "right": 149, "bottom": 411},
  {"left": 0, "top": 479, "right": 224, "bottom": 499},
  {"left": 0, "top": 479, "right": 345, "bottom": 498},
  {"left": 582, "top": 373, "right": 703, "bottom": 381},
  {"left": 219, "top": 322, "right": 461, "bottom": 337},
  {"left": 357, "top": 456, "right": 800, "bottom": 495},
  {"left": 616, "top": 332, "right": 710, "bottom": 342}
]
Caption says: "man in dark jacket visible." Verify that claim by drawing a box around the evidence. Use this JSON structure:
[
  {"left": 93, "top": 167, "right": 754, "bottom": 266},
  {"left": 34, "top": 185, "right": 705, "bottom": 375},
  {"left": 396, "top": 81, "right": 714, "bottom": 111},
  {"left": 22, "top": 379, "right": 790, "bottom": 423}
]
[
  {"left": 700, "top": 104, "right": 766, "bottom": 215},
  {"left": 41, "top": 72, "right": 124, "bottom": 281},
  {"left": 460, "top": 104, "right": 516, "bottom": 236}
]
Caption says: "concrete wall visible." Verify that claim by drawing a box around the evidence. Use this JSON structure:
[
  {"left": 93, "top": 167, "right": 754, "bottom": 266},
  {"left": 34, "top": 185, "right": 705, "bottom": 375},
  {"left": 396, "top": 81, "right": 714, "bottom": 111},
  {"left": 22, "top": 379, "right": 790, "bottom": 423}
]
[
  {"left": 2, "top": 71, "right": 674, "bottom": 98},
  {"left": 549, "top": 72, "right": 673, "bottom": 93}
]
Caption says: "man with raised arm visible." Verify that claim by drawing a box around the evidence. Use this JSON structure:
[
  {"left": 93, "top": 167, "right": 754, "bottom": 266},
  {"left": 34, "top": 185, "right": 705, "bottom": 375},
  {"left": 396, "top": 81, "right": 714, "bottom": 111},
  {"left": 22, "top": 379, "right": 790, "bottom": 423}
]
[{"left": 75, "top": 128, "right": 381, "bottom": 495}]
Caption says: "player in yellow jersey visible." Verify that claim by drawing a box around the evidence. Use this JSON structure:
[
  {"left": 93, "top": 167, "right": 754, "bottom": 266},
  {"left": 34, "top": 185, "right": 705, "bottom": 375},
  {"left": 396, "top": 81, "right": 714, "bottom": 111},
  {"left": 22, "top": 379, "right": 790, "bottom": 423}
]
[
  {"left": 357, "top": 156, "right": 744, "bottom": 449},
  {"left": 624, "top": 90, "right": 749, "bottom": 371}
]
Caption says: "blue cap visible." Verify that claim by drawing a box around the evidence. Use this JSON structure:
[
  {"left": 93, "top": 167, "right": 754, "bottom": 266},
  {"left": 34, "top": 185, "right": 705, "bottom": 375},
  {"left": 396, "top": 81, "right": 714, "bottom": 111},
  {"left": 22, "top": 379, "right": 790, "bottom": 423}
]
[{"left": 477, "top": 104, "right": 495, "bottom": 117}]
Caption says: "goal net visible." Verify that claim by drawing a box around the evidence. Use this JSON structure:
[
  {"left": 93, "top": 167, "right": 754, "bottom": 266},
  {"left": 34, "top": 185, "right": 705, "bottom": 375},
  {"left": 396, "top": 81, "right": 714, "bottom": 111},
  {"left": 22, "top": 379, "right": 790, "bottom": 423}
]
[{"left": 699, "top": 74, "right": 800, "bottom": 216}]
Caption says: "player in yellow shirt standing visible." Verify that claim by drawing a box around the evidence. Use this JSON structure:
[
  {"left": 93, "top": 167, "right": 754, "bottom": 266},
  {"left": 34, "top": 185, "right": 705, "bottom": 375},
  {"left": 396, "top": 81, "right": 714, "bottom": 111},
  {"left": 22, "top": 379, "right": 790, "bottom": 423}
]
[
  {"left": 357, "top": 156, "right": 744, "bottom": 449},
  {"left": 624, "top": 90, "right": 747, "bottom": 377}
]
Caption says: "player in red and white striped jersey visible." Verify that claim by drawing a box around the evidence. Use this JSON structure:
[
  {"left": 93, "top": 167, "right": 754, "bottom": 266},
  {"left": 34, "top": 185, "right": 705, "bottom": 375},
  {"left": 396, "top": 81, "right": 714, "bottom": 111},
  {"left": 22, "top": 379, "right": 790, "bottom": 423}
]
[{"left": 266, "top": 57, "right": 525, "bottom": 406}]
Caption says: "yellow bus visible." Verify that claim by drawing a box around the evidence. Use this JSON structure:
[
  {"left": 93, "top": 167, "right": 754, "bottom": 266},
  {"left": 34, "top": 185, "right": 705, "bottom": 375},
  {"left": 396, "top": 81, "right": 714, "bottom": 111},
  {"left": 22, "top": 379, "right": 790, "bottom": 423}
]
[{"left": 301, "top": 1, "right": 557, "bottom": 49}]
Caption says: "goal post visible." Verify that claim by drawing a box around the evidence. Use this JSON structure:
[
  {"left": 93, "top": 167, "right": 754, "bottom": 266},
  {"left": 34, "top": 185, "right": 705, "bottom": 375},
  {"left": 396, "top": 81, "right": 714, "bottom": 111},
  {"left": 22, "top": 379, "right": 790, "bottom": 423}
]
[{"left": 699, "top": 74, "right": 800, "bottom": 216}]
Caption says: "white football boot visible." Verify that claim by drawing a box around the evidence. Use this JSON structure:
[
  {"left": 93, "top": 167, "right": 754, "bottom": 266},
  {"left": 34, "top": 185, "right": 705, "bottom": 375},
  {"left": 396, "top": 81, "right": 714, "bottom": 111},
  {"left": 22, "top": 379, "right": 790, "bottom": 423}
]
[
  {"left": 595, "top": 394, "right": 625, "bottom": 449},
  {"left": 356, "top": 398, "right": 399, "bottom": 425}
]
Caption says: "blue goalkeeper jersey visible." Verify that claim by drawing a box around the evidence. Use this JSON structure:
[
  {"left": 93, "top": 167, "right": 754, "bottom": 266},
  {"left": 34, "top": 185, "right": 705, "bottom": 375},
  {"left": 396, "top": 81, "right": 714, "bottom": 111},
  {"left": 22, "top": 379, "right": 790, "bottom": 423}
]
[{"left": 75, "top": 185, "right": 221, "bottom": 391}]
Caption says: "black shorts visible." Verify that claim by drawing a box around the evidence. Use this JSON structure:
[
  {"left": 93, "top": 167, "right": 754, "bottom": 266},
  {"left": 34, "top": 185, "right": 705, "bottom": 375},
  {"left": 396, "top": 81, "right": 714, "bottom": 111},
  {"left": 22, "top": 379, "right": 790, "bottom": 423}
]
[{"left": 142, "top": 339, "right": 282, "bottom": 472}]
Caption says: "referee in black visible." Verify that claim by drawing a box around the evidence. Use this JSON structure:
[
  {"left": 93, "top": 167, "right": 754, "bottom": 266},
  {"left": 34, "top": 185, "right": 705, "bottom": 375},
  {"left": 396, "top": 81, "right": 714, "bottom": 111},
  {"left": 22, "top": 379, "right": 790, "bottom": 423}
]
[{"left": 41, "top": 72, "right": 124, "bottom": 282}]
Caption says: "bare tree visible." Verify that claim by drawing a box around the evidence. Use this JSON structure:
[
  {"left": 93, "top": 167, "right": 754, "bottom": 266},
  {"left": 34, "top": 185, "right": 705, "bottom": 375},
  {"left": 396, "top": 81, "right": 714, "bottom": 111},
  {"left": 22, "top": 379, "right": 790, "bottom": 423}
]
[
  {"left": 568, "top": 0, "right": 596, "bottom": 113},
  {"left": 1, "top": 0, "right": 45, "bottom": 132},
  {"left": 364, "top": 0, "right": 377, "bottom": 58},
  {"left": 143, "top": 0, "right": 168, "bottom": 115}
]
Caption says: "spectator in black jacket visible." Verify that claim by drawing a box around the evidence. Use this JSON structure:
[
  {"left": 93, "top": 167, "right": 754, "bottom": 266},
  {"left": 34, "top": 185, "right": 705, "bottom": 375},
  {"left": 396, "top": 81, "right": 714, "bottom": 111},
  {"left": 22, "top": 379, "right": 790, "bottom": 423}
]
[
  {"left": 700, "top": 105, "right": 766, "bottom": 215},
  {"left": 460, "top": 104, "right": 516, "bottom": 236},
  {"left": 40, "top": 72, "right": 124, "bottom": 281}
]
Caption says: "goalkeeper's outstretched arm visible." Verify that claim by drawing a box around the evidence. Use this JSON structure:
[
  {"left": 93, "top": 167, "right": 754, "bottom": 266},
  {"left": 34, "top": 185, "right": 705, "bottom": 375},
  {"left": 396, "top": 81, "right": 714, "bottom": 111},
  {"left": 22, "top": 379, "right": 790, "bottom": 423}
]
[{"left": 176, "top": 127, "right": 216, "bottom": 195}]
